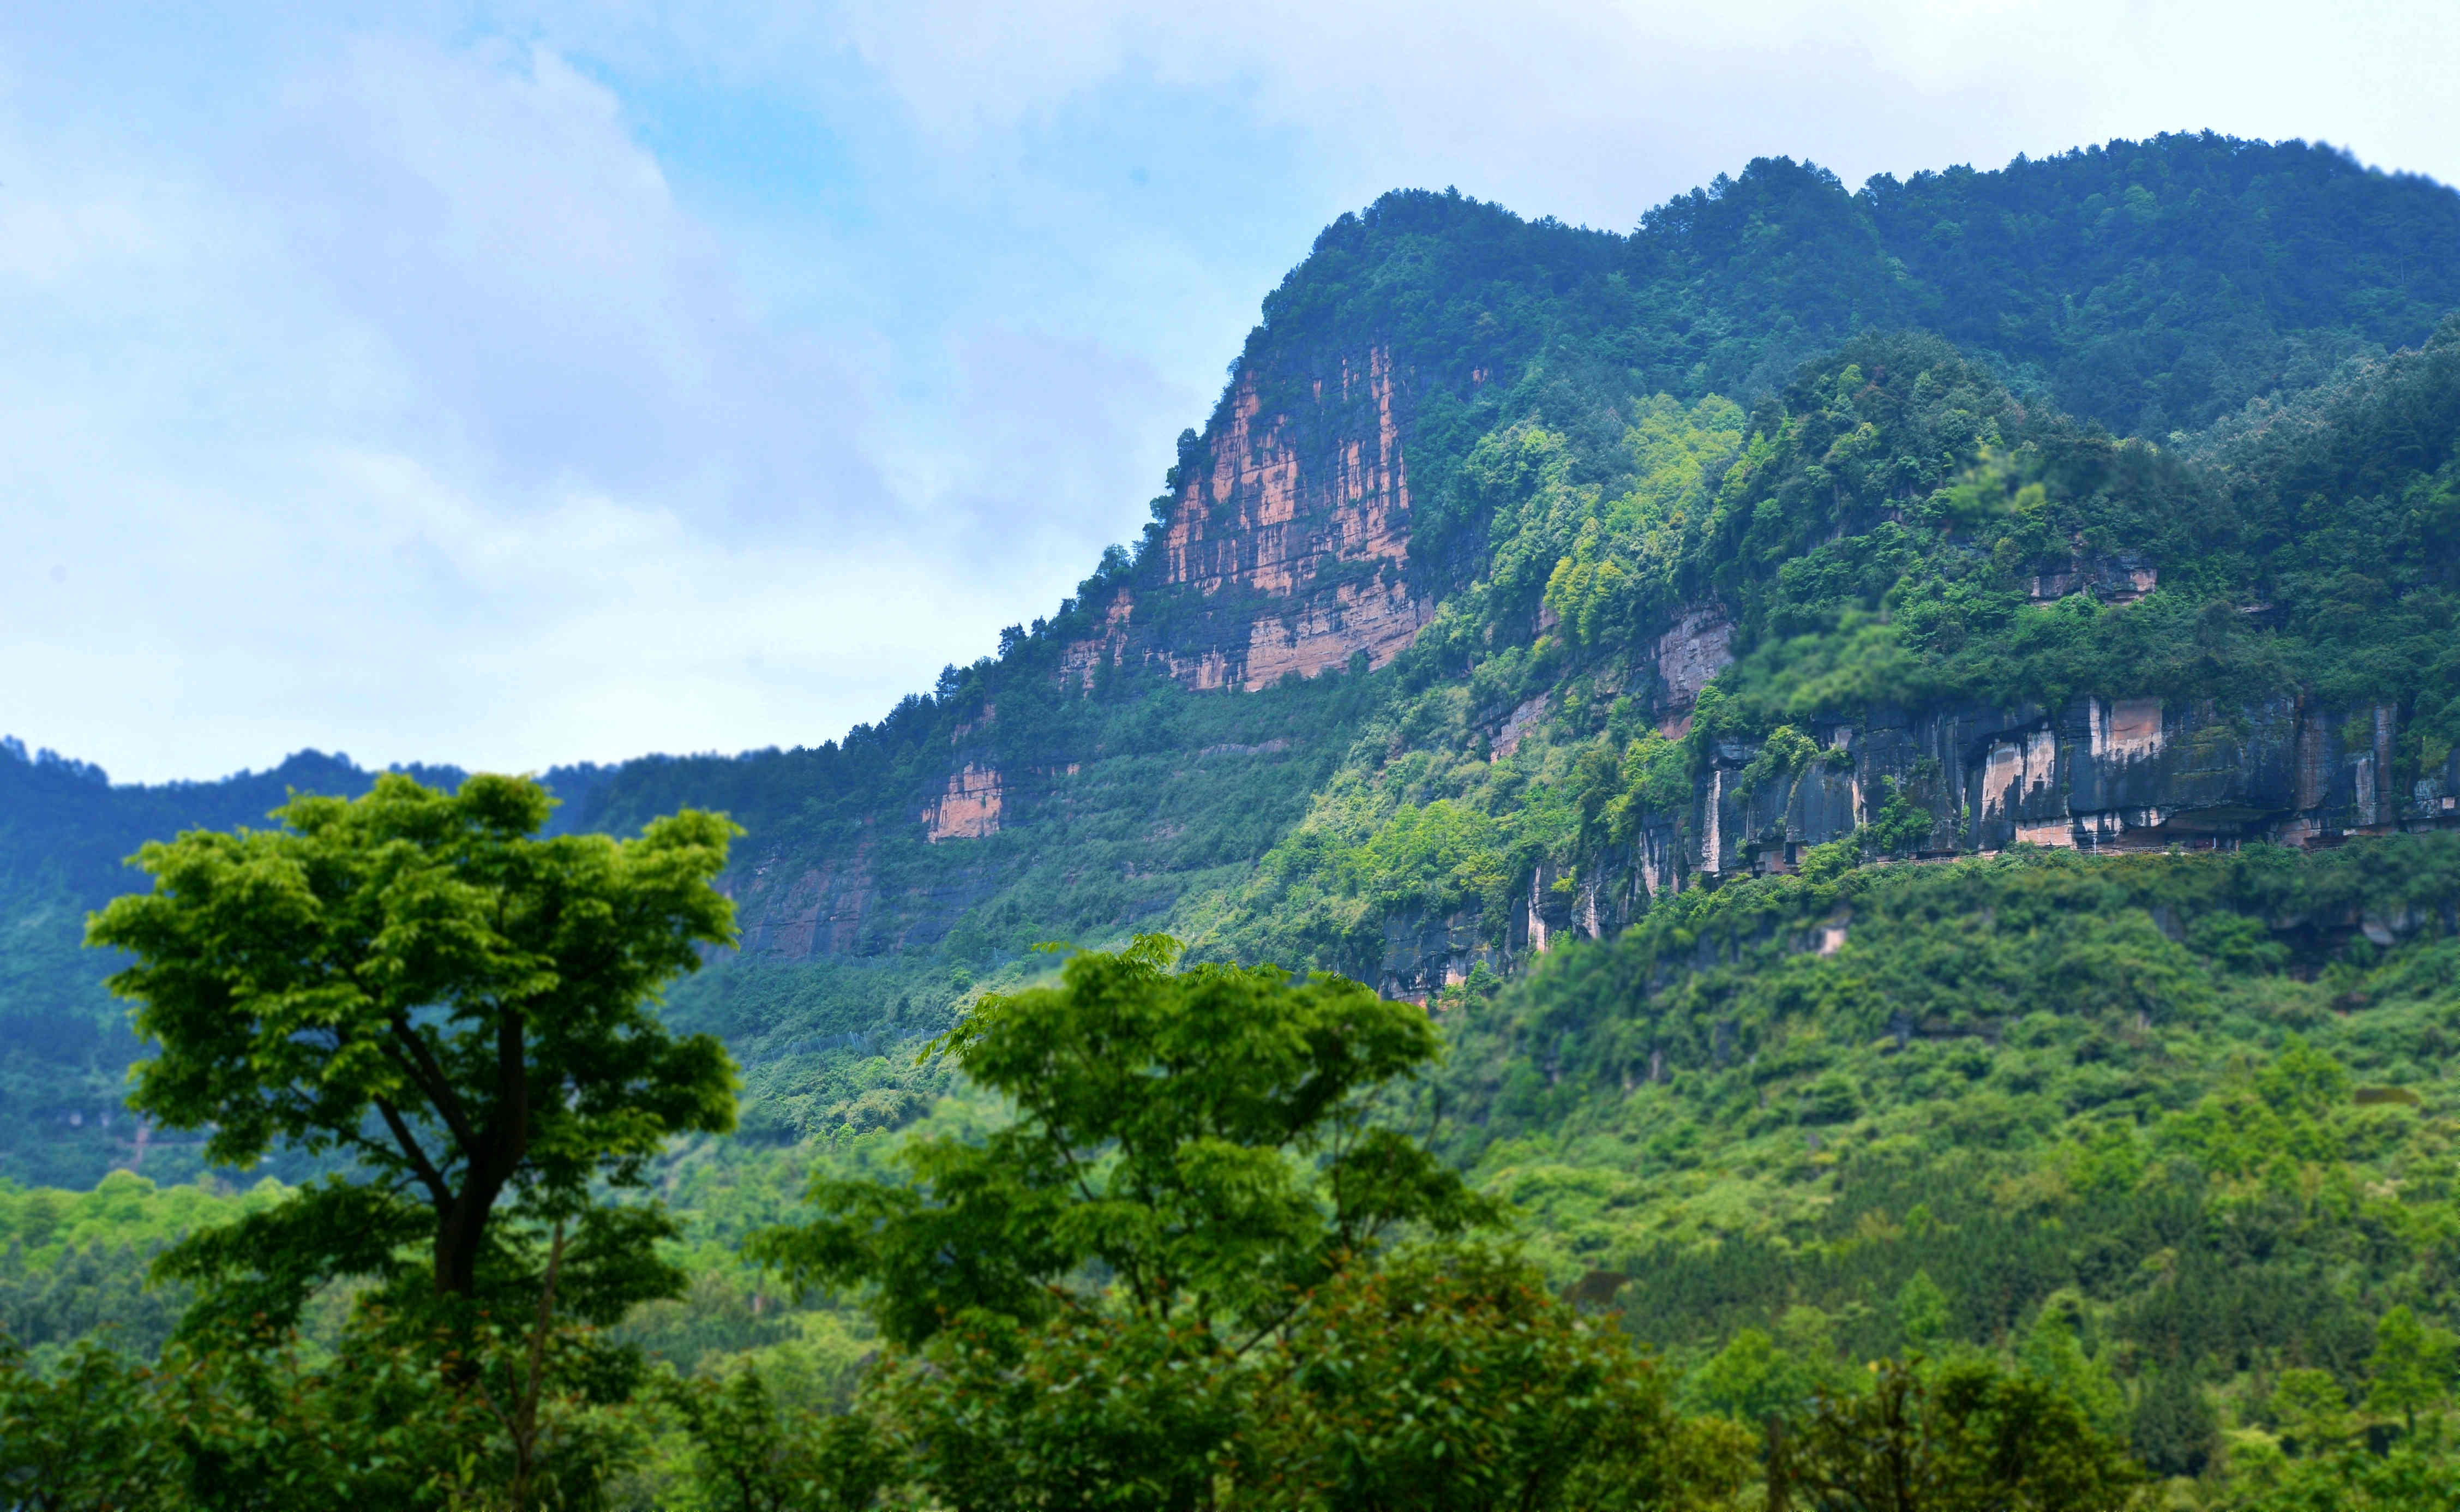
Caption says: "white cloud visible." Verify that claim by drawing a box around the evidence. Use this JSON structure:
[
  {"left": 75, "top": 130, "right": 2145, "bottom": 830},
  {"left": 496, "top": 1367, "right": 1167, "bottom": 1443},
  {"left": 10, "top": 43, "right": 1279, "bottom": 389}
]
[
  {"left": 0, "top": 28, "right": 1036, "bottom": 781},
  {"left": 254, "top": 37, "right": 874, "bottom": 515},
  {"left": 809, "top": 0, "right": 2460, "bottom": 218}
]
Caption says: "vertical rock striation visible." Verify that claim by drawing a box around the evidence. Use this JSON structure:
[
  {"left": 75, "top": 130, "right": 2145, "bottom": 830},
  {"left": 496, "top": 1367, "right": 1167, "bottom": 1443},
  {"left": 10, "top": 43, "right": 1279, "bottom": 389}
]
[{"left": 1067, "top": 345, "right": 1432, "bottom": 693}]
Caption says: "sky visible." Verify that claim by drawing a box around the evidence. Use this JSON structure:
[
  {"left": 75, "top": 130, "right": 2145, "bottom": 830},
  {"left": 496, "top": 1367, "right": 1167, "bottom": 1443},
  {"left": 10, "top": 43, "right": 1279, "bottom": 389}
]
[{"left": 5, "top": 2, "right": 2459, "bottom": 784}]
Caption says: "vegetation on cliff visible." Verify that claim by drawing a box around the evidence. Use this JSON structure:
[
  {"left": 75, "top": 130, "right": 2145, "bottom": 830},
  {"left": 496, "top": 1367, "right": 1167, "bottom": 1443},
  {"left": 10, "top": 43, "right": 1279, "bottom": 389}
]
[{"left": 1201, "top": 315, "right": 2460, "bottom": 982}]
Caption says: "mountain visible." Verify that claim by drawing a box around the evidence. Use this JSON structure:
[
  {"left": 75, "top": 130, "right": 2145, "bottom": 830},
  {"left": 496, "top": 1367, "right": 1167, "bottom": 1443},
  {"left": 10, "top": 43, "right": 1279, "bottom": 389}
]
[
  {"left": 575, "top": 133, "right": 2460, "bottom": 1011},
  {"left": 8, "top": 129, "right": 2460, "bottom": 1481},
  {"left": 9, "top": 135, "right": 2460, "bottom": 1181}
]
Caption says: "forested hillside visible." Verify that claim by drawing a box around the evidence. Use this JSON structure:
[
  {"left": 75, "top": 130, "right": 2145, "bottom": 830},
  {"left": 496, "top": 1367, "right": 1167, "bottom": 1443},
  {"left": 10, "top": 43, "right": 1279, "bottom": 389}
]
[{"left": 4, "top": 131, "right": 2460, "bottom": 1505}]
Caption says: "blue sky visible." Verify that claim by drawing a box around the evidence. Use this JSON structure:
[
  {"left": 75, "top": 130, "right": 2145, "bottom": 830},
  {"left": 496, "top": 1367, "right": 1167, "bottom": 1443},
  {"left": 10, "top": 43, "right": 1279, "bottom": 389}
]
[{"left": 7, "top": 1, "right": 2459, "bottom": 783}]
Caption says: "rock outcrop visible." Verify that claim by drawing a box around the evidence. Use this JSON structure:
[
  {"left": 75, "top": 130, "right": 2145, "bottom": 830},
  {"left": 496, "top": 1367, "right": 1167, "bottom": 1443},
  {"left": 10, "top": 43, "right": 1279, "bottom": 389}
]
[
  {"left": 734, "top": 843, "right": 883, "bottom": 961},
  {"left": 1697, "top": 694, "right": 2444, "bottom": 877},
  {"left": 753, "top": 311, "right": 2460, "bottom": 1001},
  {"left": 923, "top": 764, "right": 1002, "bottom": 842},
  {"left": 1654, "top": 610, "right": 1734, "bottom": 717},
  {"left": 1368, "top": 681, "right": 2460, "bottom": 999},
  {"left": 1065, "top": 345, "right": 1433, "bottom": 693}
]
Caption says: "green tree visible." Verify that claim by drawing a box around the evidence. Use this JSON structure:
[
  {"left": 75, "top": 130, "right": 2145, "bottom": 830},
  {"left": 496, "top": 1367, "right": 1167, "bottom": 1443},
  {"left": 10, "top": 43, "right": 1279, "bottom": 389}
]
[
  {"left": 86, "top": 773, "right": 740, "bottom": 1324},
  {"left": 749, "top": 935, "right": 1503, "bottom": 1508},
  {"left": 2129, "top": 1366, "right": 2218, "bottom": 1480},
  {"left": 860, "top": 1309, "right": 1244, "bottom": 1512},
  {"left": 0, "top": 1336, "right": 174, "bottom": 1511},
  {"left": 1689, "top": 1314, "right": 1851, "bottom": 1430},
  {"left": 751, "top": 934, "right": 1496, "bottom": 1347},
  {"left": 2271, "top": 1369, "right": 2354, "bottom": 1458},
  {"left": 1895, "top": 1271, "right": 1951, "bottom": 1352},
  {"left": 2234, "top": 1434, "right": 2460, "bottom": 1512},
  {"left": 1239, "top": 1245, "right": 1750, "bottom": 1511},
  {"left": 2014, "top": 1301, "right": 2125, "bottom": 1435},
  {"left": 2366, "top": 1306, "right": 2457, "bottom": 1438},
  {"left": 151, "top": 1322, "right": 476, "bottom": 1512},
  {"left": 660, "top": 1363, "right": 893, "bottom": 1512},
  {"left": 1694, "top": 1328, "right": 1793, "bottom": 1424},
  {"left": 0, "top": 1321, "right": 517, "bottom": 1512},
  {"left": 1792, "top": 1357, "right": 2145, "bottom": 1511}
]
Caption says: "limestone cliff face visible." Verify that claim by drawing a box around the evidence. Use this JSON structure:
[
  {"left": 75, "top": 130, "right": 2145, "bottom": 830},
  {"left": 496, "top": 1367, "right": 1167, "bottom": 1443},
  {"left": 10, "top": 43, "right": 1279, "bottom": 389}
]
[
  {"left": 923, "top": 764, "right": 1003, "bottom": 841},
  {"left": 753, "top": 331, "right": 1428, "bottom": 946},
  {"left": 1066, "top": 345, "right": 1431, "bottom": 693},
  {"left": 722, "top": 733, "right": 1103, "bottom": 964},
  {"left": 1695, "top": 694, "right": 2451, "bottom": 881},
  {"left": 1367, "top": 688, "right": 2460, "bottom": 1001},
  {"left": 732, "top": 839, "right": 889, "bottom": 961},
  {"left": 1367, "top": 704, "right": 2460, "bottom": 1001}
]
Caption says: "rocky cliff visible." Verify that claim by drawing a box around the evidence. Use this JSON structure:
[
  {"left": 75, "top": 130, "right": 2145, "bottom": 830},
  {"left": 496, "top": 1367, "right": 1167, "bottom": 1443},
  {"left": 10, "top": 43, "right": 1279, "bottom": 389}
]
[
  {"left": 626, "top": 147, "right": 2460, "bottom": 1017},
  {"left": 1370, "top": 689, "right": 2460, "bottom": 1004},
  {"left": 1061, "top": 344, "right": 1434, "bottom": 694},
  {"left": 708, "top": 338, "right": 1454, "bottom": 974}
]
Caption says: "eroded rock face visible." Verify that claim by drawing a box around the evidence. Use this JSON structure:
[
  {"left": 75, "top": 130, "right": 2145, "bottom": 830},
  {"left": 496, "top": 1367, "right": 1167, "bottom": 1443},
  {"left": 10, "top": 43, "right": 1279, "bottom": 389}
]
[
  {"left": 1059, "top": 595, "right": 1137, "bottom": 692},
  {"left": 1491, "top": 696, "right": 1549, "bottom": 760},
  {"left": 734, "top": 847, "right": 877, "bottom": 961},
  {"left": 2027, "top": 555, "right": 2159, "bottom": 604},
  {"left": 729, "top": 760, "right": 1097, "bottom": 963},
  {"left": 1655, "top": 609, "right": 1733, "bottom": 711},
  {"left": 728, "top": 829, "right": 993, "bottom": 964},
  {"left": 1161, "top": 349, "right": 1412, "bottom": 597},
  {"left": 755, "top": 321, "right": 2460, "bottom": 997},
  {"left": 924, "top": 765, "right": 1002, "bottom": 842},
  {"left": 1065, "top": 344, "right": 1432, "bottom": 693},
  {"left": 1693, "top": 694, "right": 2449, "bottom": 879},
  {"left": 1364, "top": 690, "right": 2460, "bottom": 997},
  {"left": 1377, "top": 905, "right": 1505, "bottom": 1004},
  {"left": 1240, "top": 579, "right": 1429, "bottom": 687}
]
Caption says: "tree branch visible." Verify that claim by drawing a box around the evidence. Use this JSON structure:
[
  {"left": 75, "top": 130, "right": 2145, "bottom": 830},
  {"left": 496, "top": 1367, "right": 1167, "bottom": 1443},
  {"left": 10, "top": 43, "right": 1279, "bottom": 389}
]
[
  {"left": 490, "top": 1003, "right": 529, "bottom": 1179},
  {"left": 385, "top": 1014, "right": 481, "bottom": 1157},
  {"left": 374, "top": 1096, "right": 453, "bottom": 1209},
  {"left": 1227, "top": 1291, "right": 1311, "bottom": 1363}
]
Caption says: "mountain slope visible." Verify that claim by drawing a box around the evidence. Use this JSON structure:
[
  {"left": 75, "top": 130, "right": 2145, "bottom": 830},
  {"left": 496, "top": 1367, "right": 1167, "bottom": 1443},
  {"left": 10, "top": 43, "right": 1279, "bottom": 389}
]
[{"left": 3, "top": 132, "right": 2458, "bottom": 1190}]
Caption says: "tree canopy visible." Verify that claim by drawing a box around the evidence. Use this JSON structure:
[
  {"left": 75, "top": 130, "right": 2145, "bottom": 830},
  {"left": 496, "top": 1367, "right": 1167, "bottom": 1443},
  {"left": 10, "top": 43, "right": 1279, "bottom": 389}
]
[
  {"left": 87, "top": 773, "right": 740, "bottom": 1325},
  {"left": 749, "top": 934, "right": 1498, "bottom": 1348}
]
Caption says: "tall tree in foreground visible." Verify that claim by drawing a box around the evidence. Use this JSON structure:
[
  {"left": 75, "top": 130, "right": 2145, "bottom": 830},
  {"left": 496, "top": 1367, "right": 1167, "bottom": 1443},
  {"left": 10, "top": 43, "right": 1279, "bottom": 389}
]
[
  {"left": 87, "top": 773, "right": 740, "bottom": 1330},
  {"left": 751, "top": 933, "right": 1497, "bottom": 1349},
  {"left": 743, "top": 937, "right": 1748, "bottom": 1510}
]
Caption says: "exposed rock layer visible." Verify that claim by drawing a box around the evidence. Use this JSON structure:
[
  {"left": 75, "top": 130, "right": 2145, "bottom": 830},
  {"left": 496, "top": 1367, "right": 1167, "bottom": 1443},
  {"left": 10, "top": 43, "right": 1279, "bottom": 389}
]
[
  {"left": 1067, "top": 345, "right": 1431, "bottom": 693},
  {"left": 744, "top": 329, "right": 2460, "bottom": 998},
  {"left": 1372, "top": 691, "right": 2460, "bottom": 1002}
]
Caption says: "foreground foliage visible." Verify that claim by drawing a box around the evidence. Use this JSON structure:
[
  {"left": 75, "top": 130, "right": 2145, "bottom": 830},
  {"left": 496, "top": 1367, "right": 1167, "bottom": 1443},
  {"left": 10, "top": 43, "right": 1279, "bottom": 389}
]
[
  {"left": 749, "top": 934, "right": 1496, "bottom": 1347},
  {"left": 87, "top": 773, "right": 740, "bottom": 1338},
  {"left": 8, "top": 887, "right": 2460, "bottom": 1505}
]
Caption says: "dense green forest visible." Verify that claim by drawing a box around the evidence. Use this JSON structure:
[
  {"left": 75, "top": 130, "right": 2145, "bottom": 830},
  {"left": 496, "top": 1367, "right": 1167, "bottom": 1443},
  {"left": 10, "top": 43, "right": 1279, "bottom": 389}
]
[
  {"left": 5, "top": 133, "right": 2460, "bottom": 1506},
  {"left": 12, "top": 838, "right": 2456, "bottom": 1506}
]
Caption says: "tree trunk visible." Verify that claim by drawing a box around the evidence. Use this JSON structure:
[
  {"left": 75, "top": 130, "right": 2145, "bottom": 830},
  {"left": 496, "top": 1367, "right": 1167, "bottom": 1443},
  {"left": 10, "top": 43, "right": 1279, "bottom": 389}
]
[{"left": 434, "top": 1007, "right": 529, "bottom": 1298}]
